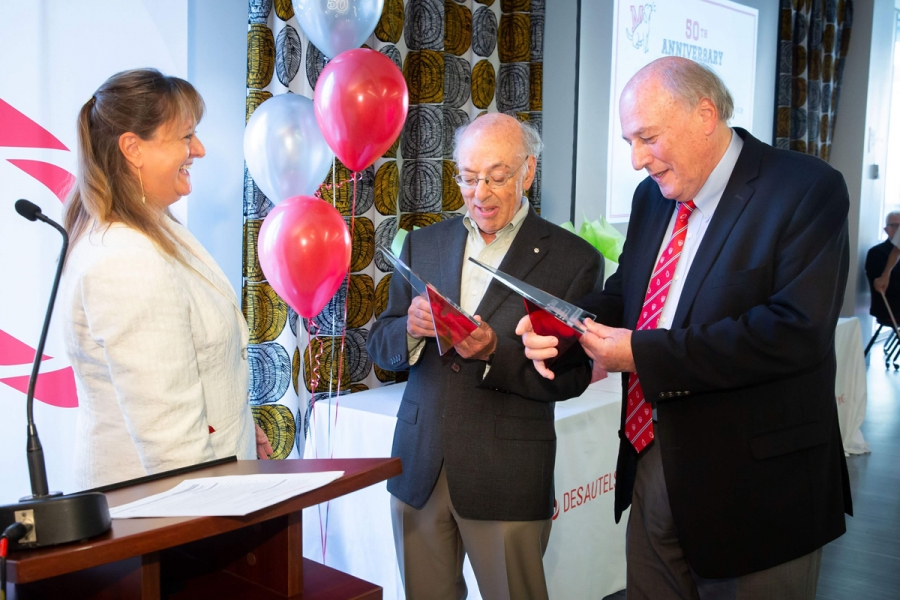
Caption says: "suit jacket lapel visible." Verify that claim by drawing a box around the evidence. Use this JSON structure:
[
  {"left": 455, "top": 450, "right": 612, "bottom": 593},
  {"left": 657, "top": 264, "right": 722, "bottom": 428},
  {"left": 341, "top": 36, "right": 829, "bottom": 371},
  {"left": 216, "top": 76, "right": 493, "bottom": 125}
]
[
  {"left": 439, "top": 217, "right": 469, "bottom": 305},
  {"left": 183, "top": 251, "right": 241, "bottom": 312},
  {"left": 475, "top": 207, "right": 551, "bottom": 322},
  {"left": 670, "top": 128, "right": 762, "bottom": 329}
]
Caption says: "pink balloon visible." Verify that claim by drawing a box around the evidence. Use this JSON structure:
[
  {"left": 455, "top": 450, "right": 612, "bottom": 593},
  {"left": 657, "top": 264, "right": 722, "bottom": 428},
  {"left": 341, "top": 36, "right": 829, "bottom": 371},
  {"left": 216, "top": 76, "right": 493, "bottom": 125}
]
[
  {"left": 314, "top": 48, "right": 409, "bottom": 172},
  {"left": 258, "top": 196, "right": 351, "bottom": 318}
]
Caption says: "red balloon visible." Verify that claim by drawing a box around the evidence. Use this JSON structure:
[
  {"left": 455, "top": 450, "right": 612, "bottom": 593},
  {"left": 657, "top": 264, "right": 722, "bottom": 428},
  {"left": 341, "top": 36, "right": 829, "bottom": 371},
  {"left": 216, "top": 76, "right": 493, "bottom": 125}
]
[
  {"left": 257, "top": 196, "right": 351, "bottom": 318},
  {"left": 314, "top": 48, "right": 409, "bottom": 172}
]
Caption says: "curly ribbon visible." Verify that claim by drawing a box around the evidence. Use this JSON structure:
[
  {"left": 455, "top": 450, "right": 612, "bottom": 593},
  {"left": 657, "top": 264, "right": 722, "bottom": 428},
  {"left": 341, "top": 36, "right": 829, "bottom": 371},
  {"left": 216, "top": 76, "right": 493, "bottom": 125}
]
[{"left": 314, "top": 175, "right": 357, "bottom": 199}]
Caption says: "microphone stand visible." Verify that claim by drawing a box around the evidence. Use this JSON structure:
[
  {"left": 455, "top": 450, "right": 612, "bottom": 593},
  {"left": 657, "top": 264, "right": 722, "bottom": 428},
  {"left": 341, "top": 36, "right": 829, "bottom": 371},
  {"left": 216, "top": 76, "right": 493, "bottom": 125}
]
[
  {"left": 0, "top": 200, "right": 111, "bottom": 552},
  {"left": 21, "top": 212, "right": 67, "bottom": 500}
]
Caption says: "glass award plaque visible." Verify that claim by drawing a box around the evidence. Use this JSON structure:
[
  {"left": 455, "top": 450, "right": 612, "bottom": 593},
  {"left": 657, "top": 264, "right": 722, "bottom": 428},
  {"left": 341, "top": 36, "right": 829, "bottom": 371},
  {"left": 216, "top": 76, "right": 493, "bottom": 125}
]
[
  {"left": 467, "top": 257, "right": 596, "bottom": 365},
  {"left": 379, "top": 247, "right": 479, "bottom": 356}
]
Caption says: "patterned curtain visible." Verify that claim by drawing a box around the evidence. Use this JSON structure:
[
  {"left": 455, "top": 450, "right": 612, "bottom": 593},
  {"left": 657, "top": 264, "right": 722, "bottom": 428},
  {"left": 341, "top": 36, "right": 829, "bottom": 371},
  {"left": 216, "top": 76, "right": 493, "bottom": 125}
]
[
  {"left": 243, "top": 0, "right": 544, "bottom": 457},
  {"left": 774, "top": 0, "right": 853, "bottom": 161}
]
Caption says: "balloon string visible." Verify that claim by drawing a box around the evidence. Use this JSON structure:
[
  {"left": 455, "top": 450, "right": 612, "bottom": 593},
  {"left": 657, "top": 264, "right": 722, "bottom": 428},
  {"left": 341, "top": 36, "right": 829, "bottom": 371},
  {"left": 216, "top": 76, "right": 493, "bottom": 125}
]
[
  {"left": 330, "top": 172, "right": 356, "bottom": 459},
  {"left": 309, "top": 320, "right": 325, "bottom": 460},
  {"left": 314, "top": 176, "right": 356, "bottom": 199},
  {"left": 319, "top": 173, "right": 356, "bottom": 565}
]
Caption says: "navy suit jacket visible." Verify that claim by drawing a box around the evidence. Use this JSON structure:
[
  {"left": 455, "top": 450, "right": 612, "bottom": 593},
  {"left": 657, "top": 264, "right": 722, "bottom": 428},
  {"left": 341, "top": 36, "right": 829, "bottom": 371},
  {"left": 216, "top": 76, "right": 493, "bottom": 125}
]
[
  {"left": 583, "top": 129, "right": 852, "bottom": 578},
  {"left": 368, "top": 207, "right": 603, "bottom": 521}
]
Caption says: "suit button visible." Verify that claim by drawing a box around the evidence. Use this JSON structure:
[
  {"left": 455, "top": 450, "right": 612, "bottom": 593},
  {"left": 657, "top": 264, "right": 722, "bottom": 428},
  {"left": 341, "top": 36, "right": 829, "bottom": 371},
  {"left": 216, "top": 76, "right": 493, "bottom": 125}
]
[
  {"left": 241, "top": 347, "right": 248, "bottom": 360},
  {"left": 659, "top": 392, "right": 665, "bottom": 399},
  {"left": 451, "top": 363, "right": 461, "bottom": 373},
  {"left": 667, "top": 392, "right": 674, "bottom": 398}
]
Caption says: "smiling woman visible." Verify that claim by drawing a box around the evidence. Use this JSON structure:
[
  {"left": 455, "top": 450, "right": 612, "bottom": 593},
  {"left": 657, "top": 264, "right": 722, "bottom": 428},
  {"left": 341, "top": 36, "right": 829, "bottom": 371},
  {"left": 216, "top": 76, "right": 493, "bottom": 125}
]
[{"left": 57, "top": 69, "right": 272, "bottom": 490}]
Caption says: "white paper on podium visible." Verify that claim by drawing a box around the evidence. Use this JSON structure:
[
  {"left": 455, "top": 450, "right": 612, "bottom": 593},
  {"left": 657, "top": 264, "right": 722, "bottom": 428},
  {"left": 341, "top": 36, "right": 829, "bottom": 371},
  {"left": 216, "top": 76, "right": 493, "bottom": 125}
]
[{"left": 110, "top": 471, "right": 344, "bottom": 518}]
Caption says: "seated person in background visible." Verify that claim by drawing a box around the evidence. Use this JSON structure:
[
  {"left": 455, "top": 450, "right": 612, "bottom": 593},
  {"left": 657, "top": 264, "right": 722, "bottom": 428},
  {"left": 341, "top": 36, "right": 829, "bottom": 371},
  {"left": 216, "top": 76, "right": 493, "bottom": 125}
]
[
  {"left": 870, "top": 212, "right": 900, "bottom": 312},
  {"left": 60, "top": 69, "right": 271, "bottom": 491},
  {"left": 367, "top": 113, "right": 603, "bottom": 600}
]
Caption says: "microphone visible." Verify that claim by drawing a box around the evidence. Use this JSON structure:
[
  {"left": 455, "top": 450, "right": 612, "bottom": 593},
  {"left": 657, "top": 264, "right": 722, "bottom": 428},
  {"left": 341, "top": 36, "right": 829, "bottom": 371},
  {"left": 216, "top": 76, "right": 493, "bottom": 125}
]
[
  {"left": 0, "top": 200, "right": 110, "bottom": 551},
  {"left": 14, "top": 199, "right": 42, "bottom": 222}
]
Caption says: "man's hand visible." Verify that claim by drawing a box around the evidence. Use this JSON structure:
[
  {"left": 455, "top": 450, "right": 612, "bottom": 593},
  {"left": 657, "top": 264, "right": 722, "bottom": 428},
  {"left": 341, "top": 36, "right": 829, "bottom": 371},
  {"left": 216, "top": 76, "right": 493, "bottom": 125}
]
[
  {"left": 255, "top": 423, "right": 273, "bottom": 460},
  {"left": 515, "top": 314, "right": 559, "bottom": 380},
  {"left": 407, "top": 295, "right": 436, "bottom": 338},
  {"left": 875, "top": 275, "right": 890, "bottom": 295},
  {"left": 455, "top": 315, "right": 498, "bottom": 360},
  {"left": 579, "top": 319, "right": 636, "bottom": 373}
]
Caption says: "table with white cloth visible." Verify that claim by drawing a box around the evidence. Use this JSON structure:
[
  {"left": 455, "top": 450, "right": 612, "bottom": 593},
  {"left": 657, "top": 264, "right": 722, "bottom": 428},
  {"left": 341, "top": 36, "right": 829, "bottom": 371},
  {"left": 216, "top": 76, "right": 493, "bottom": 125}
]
[
  {"left": 301, "top": 318, "right": 867, "bottom": 599},
  {"left": 302, "top": 375, "right": 629, "bottom": 600}
]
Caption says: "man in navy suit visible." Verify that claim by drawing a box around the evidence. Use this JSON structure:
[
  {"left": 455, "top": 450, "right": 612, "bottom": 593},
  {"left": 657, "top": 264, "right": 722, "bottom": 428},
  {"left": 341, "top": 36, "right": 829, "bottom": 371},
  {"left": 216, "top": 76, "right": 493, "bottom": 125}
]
[{"left": 520, "top": 57, "right": 851, "bottom": 599}]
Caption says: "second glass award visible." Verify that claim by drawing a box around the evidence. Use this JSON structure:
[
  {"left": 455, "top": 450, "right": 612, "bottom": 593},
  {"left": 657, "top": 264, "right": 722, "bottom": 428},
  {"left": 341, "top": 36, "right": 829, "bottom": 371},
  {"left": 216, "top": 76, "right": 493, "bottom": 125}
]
[{"left": 467, "top": 257, "right": 596, "bottom": 365}]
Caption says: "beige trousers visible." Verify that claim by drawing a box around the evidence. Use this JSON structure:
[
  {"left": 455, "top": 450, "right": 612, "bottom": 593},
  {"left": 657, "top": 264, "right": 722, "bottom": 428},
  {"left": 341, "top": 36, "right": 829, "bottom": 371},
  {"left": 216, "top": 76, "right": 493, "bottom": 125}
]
[{"left": 390, "top": 466, "right": 552, "bottom": 600}]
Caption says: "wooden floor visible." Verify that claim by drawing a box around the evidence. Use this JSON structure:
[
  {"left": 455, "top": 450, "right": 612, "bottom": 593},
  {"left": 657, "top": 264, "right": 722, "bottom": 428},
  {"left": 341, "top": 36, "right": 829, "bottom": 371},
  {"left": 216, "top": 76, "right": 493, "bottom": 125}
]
[
  {"left": 603, "top": 337, "right": 900, "bottom": 600},
  {"left": 817, "top": 338, "right": 900, "bottom": 599}
]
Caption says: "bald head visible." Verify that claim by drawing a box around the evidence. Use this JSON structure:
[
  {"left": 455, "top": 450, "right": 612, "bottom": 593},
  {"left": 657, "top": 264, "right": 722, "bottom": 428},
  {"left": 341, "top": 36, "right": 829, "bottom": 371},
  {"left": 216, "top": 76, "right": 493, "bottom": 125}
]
[
  {"left": 452, "top": 113, "right": 542, "bottom": 165},
  {"left": 623, "top": 57, "right": 734, "bottom": 123}
]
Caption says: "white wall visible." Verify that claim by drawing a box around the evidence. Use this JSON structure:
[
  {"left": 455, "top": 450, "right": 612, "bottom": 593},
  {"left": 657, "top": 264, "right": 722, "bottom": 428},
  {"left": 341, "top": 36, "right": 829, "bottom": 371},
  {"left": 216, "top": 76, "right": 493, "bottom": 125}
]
[
  {"left": 186, "top": 0, "right": 248, "bottom": 295},
  {"left": 831, "top": 0, "right": 897, "bottom": 330}
]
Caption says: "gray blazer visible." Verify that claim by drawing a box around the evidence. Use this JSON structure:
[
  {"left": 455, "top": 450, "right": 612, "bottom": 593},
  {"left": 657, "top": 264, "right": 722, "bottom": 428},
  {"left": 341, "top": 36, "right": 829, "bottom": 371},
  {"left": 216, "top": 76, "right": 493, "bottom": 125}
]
[{"left": 368, "top": 208, "right": 603, "bottom": 521}]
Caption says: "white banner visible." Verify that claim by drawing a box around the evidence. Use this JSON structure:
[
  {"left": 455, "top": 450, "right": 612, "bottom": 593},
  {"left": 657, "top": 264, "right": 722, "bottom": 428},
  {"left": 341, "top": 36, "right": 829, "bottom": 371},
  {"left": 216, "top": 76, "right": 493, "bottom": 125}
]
[
  {"left": 607, "top": 0, "right": 758, "bottom": 222},
  {"left": 0, "top": 0, "right": 187, "bottom": 503}
]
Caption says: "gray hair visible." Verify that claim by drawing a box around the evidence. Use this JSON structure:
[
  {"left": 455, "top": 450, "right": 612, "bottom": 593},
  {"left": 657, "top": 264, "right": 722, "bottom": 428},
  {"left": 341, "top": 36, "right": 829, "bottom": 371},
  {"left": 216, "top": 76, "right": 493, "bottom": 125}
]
[
  {"left": 886, "top": 210, "right": 900, "bottom": 225},
  {"left": 451, "top": 117, "right": 544, "bottom": 164},
  {"left": 644, "top": 58, "right": 734, "bottom": 122}
]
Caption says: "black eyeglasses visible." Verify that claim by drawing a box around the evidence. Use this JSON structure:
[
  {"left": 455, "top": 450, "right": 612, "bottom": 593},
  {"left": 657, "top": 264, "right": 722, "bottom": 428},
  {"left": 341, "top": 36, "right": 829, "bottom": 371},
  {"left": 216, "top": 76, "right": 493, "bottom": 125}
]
[{"left": 453, "top": 157, "right": 530, "bottom": 189}]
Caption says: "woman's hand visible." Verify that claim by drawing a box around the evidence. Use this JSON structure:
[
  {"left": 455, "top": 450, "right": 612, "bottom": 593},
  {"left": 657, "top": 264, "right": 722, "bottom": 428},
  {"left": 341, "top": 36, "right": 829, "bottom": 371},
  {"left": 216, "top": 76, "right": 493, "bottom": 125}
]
[{"left": 255, "top": 423, "right": 273, "bottom": 460}]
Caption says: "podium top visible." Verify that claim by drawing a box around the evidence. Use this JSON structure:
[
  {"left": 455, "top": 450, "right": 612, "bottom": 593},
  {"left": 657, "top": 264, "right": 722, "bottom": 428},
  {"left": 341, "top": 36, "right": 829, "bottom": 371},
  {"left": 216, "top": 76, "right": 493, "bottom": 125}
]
[{"left": 7, "top": 457, "right": 401, "bottom": 585}]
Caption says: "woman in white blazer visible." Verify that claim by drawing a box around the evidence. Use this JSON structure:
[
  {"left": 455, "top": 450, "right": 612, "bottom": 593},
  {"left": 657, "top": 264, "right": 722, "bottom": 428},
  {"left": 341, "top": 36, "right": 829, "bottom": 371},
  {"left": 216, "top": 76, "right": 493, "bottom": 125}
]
[{"left": 59, "top": 69, "right": 271, "bottom": 490}]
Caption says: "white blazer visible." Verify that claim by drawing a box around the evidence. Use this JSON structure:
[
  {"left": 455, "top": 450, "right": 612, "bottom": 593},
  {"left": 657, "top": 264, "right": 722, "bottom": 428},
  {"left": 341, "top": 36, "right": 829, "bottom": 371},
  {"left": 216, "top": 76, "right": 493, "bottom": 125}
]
[{"left": 59, "top": 217, "right": 255, "bottom": 490}]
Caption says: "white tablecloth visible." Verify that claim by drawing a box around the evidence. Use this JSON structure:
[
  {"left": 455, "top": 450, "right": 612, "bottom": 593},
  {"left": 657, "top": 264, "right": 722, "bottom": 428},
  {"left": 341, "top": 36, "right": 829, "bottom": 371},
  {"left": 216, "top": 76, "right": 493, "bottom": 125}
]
[
  {"left": 302, "top": 375, "right": 628, "bottom": 600},
  {"left": 835, "top": 317, "right": 869, "bottom": 455}
]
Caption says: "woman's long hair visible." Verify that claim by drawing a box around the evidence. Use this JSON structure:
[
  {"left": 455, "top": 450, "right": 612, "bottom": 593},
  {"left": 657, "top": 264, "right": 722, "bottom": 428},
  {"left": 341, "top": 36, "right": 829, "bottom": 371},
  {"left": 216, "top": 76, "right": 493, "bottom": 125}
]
[{"left": 64, "top": 68, "right": 205, "bottom": 259}]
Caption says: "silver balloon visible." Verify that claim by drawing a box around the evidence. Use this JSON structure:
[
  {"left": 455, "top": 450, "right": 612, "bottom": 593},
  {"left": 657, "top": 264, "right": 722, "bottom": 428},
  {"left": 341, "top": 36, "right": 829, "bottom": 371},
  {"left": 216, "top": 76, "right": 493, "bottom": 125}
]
[
  {"left": 293, "top": 0, "right": 385, "bottom": 60},
  {"left": 243, "top": 94, "right": 334, "bottom": 203}
]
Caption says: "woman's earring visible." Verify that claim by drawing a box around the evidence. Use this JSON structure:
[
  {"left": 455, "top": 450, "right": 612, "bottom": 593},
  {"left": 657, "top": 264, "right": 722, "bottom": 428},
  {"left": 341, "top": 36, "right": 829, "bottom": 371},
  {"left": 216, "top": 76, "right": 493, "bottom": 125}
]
[{"left": 138, "top": 167, "right": 146, "bottom": 204}]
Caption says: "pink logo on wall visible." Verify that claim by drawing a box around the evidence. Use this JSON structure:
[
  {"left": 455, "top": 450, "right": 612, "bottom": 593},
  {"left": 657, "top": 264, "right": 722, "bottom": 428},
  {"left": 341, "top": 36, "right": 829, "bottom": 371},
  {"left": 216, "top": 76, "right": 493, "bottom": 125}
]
[{"left": 0, "top": 98, "right": 78, "bottom": 408}]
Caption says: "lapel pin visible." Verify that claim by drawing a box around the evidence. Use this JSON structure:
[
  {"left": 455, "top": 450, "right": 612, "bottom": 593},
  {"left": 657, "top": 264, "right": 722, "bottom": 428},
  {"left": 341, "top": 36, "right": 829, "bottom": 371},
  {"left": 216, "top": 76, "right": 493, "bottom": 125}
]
[{"left": 534, "top": 247, "right": 539, "bottom": 253}]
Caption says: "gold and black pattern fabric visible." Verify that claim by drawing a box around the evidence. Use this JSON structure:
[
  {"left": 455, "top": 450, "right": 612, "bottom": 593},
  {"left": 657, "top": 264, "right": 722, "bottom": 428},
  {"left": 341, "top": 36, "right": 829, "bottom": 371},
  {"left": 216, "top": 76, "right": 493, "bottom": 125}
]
[
  {"left": 377, "top": 0, "right": 405, "bottom": 43},
  {"left": 252, "top": 404, "right": 295, "bottom": 459},
  {"left": 247, "top": 24, "right": 275, "bottom": 89},
  {"left": 243, "top": 282, "right": 288, "bottom": 344},
  {"left": 774, "top": 0, "right": 853, "bottom": 161},
  {"left": 242, "top": 0, "right": 544, "bottom": 458}
]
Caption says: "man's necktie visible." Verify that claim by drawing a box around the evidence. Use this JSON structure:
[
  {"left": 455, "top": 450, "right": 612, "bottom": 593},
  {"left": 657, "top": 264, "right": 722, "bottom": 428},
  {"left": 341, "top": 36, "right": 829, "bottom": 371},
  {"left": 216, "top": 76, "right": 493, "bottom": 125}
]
[{"left": 625, "top": 200, "right": 697, "bottom": 453}]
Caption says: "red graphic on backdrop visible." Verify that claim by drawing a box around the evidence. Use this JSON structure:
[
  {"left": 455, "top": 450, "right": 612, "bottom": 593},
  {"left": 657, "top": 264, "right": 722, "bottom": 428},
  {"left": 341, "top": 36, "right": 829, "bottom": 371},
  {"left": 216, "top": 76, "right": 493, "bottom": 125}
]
[
  {"left": 0, "top": 98, "right": 68, "bottom": 151},
  {"left": 0, "top": 331, "right": 79, "bottom": 408},
  {"left": 1, "top": 98, "right": 79, "bottom": 408},
  {"left": 0, "top": 330, "right": 50, "bottom": 365},
  {"left": 8, "top": 160, "right": 75, "bottom": 201}
]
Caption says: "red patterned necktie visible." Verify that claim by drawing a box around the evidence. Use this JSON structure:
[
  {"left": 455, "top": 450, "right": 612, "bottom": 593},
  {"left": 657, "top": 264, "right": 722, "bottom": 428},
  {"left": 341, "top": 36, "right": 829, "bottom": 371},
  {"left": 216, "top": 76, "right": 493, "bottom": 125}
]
[{"left": 625, "top": 200, "right": 697, "bottom": 453}]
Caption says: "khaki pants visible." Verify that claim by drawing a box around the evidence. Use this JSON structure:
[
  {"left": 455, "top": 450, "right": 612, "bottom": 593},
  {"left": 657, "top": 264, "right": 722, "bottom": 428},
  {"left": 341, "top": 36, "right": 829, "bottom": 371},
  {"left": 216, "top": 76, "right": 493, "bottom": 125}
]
[{"left": 391, "top": 466, "right": 552, "bottom": 600}]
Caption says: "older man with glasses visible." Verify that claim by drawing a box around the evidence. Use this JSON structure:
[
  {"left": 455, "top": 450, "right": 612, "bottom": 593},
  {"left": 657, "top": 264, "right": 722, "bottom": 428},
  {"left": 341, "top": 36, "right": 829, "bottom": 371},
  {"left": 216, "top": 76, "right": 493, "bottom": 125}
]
[{"left": 367, "top": 113, "right": 603, "bottom": 600}]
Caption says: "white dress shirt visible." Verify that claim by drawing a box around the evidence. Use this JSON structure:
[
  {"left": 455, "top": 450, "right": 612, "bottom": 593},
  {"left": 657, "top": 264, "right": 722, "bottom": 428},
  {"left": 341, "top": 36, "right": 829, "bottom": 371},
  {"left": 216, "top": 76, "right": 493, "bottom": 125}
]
[{"left": 652, "top": 130, "right": 744, "bottom": 330}]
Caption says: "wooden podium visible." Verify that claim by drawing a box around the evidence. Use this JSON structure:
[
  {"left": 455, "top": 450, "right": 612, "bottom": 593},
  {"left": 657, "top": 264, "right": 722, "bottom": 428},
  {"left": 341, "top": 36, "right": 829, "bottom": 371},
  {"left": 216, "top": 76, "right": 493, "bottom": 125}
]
[{"left": 6, "top": 457, "right": 401, "bottom": 599}]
